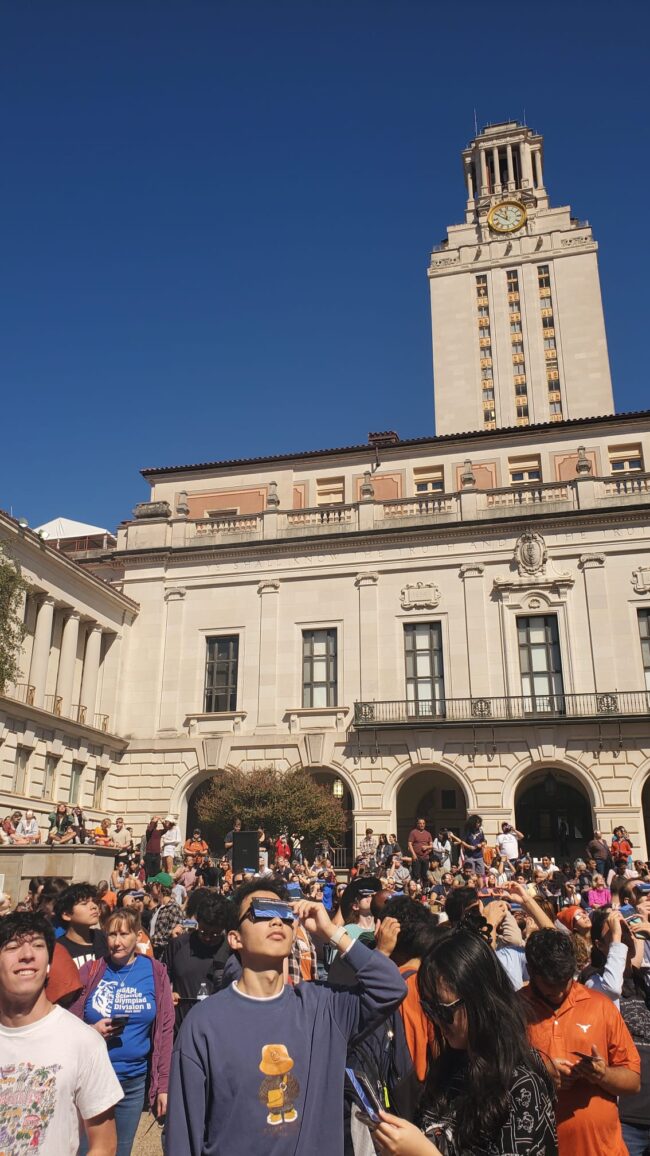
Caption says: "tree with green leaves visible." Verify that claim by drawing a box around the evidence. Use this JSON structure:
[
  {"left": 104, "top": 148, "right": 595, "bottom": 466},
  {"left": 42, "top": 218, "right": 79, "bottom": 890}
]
[
  {"left": 0, "top": 541, "right": 29, "bottom": 693},
  {"left": 193, "top": 765, "right": 348, "bottom": 852}
]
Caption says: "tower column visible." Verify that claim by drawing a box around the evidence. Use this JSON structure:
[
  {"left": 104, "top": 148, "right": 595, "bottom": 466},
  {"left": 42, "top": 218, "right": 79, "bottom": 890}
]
[
  {"left": 479, "top": 148, "right": 488, "bottom": 194},
  {"left": 522, "top": 143, "right": 534, "bottom": 188},
  {"left": 492, "top": 146, "right": 500, "bottom": 192},
  {"left": 533, "top": 149, "right": 544, "bottom": 188},
  {"left": 506, "top": 144, "right": 514, "bottom": 186},
  {"left": 465, "top": 163, "right": 474, "bottom": 200},
  {"left": 80, "top": 624, "right": 103, "bottom": 723}
]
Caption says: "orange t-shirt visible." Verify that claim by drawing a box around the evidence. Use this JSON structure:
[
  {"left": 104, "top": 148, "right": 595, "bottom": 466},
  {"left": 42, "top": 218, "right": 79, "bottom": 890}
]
[
  {"left": 398, "top": 966, "right": 436, "bottom": 1082},
  {"left": 102, "top": 890, "right": 117, "bottom": 910},
  {"left": 520, "top": 981, "right": 640, "bottom": 1156},
  {"left": 135, "top": 929, "right": 154, "bottom": 958}
]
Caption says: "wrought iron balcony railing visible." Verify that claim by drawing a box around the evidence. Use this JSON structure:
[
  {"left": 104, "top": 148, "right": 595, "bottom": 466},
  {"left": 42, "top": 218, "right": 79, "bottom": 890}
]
[{"left": 353, "top": 691, "right": 650, "bottom": 728}]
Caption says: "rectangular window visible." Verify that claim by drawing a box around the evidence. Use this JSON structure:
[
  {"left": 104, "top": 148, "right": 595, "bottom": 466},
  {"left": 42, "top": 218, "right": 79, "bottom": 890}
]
[
  {"left": 609, "top": 445, "right": 644, "bottom": 474},
  {"left": 506, "top": 270, "right": 519, "bottom": 290},
  {"left": 481, "top": 367, "right": 493, "bottom": 380},
  {"left": 515, "top": 383, "right": 528, "bottom": 397},
  {"left": 413, "top": 466, "right": 444, "bottom": 494},
  {"left": 518, "top": 615, "right": 564, "bottom": 713},
  {"left": 42, "top": 755, "right": 58, "bottom": 800},
  {"left": 510, "top": 320, "right": 522, "bottom": 334},
  {"left": 302, "top": 629, "right": 337, "bottom": 708},
  {"left": 482, "top": 386, "right": 495, "bottom": 401},
  {"left": 93, "top": 768, "right": 107, "bottom": 809},
  {"left": 316, "top": 477, "right": 345, "bottom": 506},
  {"left": 404, "top": 622, "right": 445, "bottom": 716},
  {"left": 509, "top": 455, "right": 542, "bottom": 484},
  {"left": 516, "top": 404, "right": 529, "bottom": 420},
  {"left": 639, "top": 610, "right": 650, "bottom": 691},
  {"left": 543, "top": 337, "right": 556, "bottom": 350},
  {"left": 549, "top": 401, "right": 563, "bottom": 416},
  {"left": 69, "top": 761, "right": 83, "bottom": 806},
  {"left": 204, "top": 635, "right": 239, "bottom": 712},
  {"left": 537, "top": 265, "right": 551, "bottom": 289},
  {"left": 13, "top": 746, "right": 29, "bottom": 795}
]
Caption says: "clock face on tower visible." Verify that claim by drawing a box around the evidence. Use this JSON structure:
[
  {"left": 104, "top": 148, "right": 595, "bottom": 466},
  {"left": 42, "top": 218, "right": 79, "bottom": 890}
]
[{"left": 487, "top": 201, "right": 527, "bottom": 233}]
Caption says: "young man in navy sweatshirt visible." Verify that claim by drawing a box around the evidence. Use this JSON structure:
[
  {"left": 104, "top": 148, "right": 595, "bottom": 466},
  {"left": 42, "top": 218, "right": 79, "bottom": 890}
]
[{"left": 166, "top": 878, "right": 406, "bottom": 1155}]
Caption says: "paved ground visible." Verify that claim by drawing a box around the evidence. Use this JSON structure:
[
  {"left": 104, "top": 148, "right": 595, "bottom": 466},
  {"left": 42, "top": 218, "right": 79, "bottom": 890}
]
[{"left": 133, "top": 1112, "right": 164, "bottom": 1155}]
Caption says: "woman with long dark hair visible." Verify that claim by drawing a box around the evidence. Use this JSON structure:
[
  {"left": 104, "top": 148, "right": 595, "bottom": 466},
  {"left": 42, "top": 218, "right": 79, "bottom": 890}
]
[{"left": 372, "top": 927, "right": 557, "bottom": 1155}]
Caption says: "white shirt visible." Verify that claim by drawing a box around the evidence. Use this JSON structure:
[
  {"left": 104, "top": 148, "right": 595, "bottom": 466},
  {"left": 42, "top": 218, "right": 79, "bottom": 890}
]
[
  {"left": 496, "top": 831, "right": 520, "bottom": 860},
  {"left": 16, "top": 817, "right": 40, "bottom": 838},
  {"left": 0, "top": 1004, "right": 123, "bottom": 1154},
  {"left": 161, "top": 824, "right": 181, "bottom": 854}
]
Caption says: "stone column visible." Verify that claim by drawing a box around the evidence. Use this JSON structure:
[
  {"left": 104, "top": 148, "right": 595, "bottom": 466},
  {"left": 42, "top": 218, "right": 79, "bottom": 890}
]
[
  {"left": 522, "top": 142, "right": 534, "bottom": 188},
  {"left": 29, "top": 596, "right": 55, "bottom": 708},
  {"left": 460, "top": 565, "right": 490, "bottom": 697},
  {"left": 80, "top": 624, "right": 103, "bottom": 724},
  {"left": 534, "top": 149, "right": 544, "bottom": 188},
  {"left": 579, "top": 555, "right": 614, "bottom": 692},
  {"left": 356, "top": 573, "right": 380, "bottom": 703},
  {"left": 479, "top": 148, "right": 488, "bottom": 194},
  {"left": 465, "top": 162, "right": 474, "bottom": 200},
  {"left": 158, "top": 588, "right": 186, "bottom": 732},
  {"left": 257, "top": 580, "right": 280, "bottom": 726},
  {"left": 506, "top": 144, "right": 514, "bottom": 186},
  {"left": 492, "top": 147, "right": 501, "bottom": 192},
  {"left": 56, "top": 610, "right": 80, "bottom": 716}
]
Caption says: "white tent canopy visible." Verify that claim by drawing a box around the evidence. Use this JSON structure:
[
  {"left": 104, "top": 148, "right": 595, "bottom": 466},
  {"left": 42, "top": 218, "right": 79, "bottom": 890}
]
[{"left": 33, "top": 516, "right": 116, "bottom": 542}]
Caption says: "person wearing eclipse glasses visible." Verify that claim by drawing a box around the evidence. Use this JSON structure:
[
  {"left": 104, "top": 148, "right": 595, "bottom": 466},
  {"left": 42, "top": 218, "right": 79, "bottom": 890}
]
[{"left": 166, "top": 877, "right": 406, "bottom": 1155}]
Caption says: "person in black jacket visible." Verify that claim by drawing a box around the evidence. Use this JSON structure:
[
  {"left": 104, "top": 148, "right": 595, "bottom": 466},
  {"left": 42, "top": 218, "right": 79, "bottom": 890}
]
[{"left": 164, "top": 889, "right": 230, "bottom": 1027}]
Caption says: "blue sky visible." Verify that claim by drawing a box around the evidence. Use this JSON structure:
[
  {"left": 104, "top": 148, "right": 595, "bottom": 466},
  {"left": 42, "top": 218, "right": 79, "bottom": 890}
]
[{"left": 2, "top": 1, "right": 648, "bottom": 531}]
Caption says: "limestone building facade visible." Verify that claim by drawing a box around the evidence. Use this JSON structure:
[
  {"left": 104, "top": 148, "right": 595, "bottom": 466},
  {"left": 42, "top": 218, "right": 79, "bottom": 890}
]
[
  {"left": 0, "top": 511, "right": 136, "bottom": 829},
  {"left": 107, "top": 410, "right": 650, "bottom": 861}
]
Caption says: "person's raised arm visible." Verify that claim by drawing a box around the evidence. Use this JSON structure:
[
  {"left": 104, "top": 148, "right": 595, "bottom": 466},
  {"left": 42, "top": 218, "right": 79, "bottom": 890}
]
[{"left": 507, "top": 881, "right": 554, "bottom": 930}]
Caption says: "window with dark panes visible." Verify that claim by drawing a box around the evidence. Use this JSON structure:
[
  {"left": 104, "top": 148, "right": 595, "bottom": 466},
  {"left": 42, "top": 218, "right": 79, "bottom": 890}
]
[
  {"left": 404, "top": 623, "right": 445, "bottom": 715},
  {"left": 517, "top": 616, "right": 564, "bottom": 713},
  {"left": 302, "top": 629, "right": 337, "bottom": 707},
  {"left": 204, "top": 635, "right": 239, "bottom": 712}
]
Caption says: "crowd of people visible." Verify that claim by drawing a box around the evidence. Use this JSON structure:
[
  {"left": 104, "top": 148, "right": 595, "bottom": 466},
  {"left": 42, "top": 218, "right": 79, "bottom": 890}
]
[{"left": 1, "top": 809, "right": 650, "bottom": 1155}]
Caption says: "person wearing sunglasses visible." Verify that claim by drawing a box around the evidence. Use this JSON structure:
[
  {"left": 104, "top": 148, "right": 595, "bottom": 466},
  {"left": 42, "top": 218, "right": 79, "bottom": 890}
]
[
  {"left": 167, "top": 877, "right": 406, "bottom": 1155},
  {"left": 372, "top": 926, "right": 557, "bottom": 1156}
]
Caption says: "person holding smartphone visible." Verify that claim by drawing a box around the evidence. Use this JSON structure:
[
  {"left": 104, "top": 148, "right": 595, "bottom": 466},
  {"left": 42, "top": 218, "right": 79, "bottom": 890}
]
[
  {"left": 167, "top": 878, "right": 406, "bottom": 1155},
  {"left": 70, "top": 907, "right": 174, "bottom": 1155}
]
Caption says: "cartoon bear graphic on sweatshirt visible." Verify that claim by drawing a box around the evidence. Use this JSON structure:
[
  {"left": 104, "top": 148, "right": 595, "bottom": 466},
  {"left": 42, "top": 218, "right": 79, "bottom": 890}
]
[{"left": 258, "top": 1044, "right": 300, "bottom": 1126}]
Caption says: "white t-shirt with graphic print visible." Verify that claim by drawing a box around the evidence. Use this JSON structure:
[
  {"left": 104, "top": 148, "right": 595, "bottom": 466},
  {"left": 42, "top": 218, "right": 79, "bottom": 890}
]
[{"left": 0, "top": 1003, "right": 123, "bottom": 1155}]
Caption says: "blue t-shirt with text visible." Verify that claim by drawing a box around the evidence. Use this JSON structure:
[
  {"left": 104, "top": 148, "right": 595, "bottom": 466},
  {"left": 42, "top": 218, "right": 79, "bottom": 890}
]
[{"left": 84, "top": 954, "right": 156, "bottom": 1078}]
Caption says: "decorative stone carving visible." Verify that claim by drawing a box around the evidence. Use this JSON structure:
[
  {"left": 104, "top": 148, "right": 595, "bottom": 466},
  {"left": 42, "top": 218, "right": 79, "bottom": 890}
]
[
  {"left": 579, "top": 554, "right": 605, "bottom": 569},
  {"left": 596, "top": 693, "right": 619, "bottom": 714},
  {"left": 257, "top": 579, "right": 280, "bottom": 595},
  {"left": 632, "top": 567, "right": 650, "bottom": 594},
  {"left": 575, "top": 446, "right": 592, "bottom": 475},
  {"left": 460, "top": 459, "right": 476, "bottom": 488},
  {"left": 132, "top": 501, "right": 171, "bottom": 520},
  {"left": 514, "top": 531, "right": 547, "bottom": 576},
  {"left": 164, "top": 587, "right": 186, "bottom": 602},
  {"left": 355, "top": 572, "right": 379, "bottom": 588},
  {"left": 175, "top": 491, "right": 190, "bottom": 516},
  {"left": 360, "top": 471, "right": 375, "bottom": 500},
  {"left": 459, "top": 564, "right": 485, "bottom": 580},
  {"left": 471, "top": 698, "right": 492, "bottom": 718},
  {"left": 400, "top": 581, "right": 441, "bottom": 610},
  {"left": 266, "top": 481, "right": 280, "bottom": 509}
]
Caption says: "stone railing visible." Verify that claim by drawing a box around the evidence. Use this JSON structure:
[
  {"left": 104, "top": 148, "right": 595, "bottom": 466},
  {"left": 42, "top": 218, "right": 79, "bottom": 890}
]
[{"left": 115, "top": 472, "right": 650, "bottom": 552}]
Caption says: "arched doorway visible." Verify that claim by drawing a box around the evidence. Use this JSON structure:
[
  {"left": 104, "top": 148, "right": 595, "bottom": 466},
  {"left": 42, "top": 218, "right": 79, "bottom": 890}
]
[
  {"left": 310, "top": 769, "right": 354, "bottom": 865},
  {"left": 396, "top": 768, "right": 468, "bottom": 853},
  {"left": 515, "top": 769, "right": 593, "bottom": 862},
  {"left": 642, "top": 779, "right": 650, "bottom": 855}
]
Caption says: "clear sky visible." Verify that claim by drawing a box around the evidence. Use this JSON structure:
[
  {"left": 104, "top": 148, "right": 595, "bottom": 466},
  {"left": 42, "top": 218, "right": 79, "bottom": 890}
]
[{"left": 2, "top": 1, "right": 648, "bottom": 531}]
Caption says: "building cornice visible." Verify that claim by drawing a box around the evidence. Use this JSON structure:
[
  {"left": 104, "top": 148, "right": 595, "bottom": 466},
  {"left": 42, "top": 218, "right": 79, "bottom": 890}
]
[{"left": 139, "top": 409, "right": 650, "bottom": 481}]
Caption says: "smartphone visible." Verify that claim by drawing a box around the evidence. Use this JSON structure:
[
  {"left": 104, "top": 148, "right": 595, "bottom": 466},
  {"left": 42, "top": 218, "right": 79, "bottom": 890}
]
[
  {"left": 627, "top": 915, "right": 642, "bottom": 926},
  {"left": 111, "top": 1015, "right": 129, "bottom": 1034},
  {"left": 572, "top": 1051, "right": 593, "bottom": 1062},
  {"left": 285, "top": 882, "right": 303, "bottom": 900},
  {"left": 345, "top": 1068, "right": 382, "bottom": 1124}
]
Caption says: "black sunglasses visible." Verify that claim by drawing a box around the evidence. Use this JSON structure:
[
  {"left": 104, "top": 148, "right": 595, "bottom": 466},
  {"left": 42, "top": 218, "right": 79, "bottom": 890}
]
[{"left": 421, "top": 996, "right": 465, "bottom": 1026}]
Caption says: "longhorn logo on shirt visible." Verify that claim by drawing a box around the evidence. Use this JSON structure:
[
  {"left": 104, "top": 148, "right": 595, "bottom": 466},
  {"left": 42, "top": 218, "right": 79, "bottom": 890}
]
[{"left": 576, "top": 1024, "right": 591, "bottom": 1033}]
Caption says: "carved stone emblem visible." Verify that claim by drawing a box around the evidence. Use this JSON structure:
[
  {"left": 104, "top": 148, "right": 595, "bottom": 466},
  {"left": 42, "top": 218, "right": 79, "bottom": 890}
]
[
  {"left": 514, "top": 531, "right": 547, "bottom": 577},
  {"left": 632, "top": 567, "right": 650, "bottom": 594},
  {"left": 400, "top": 582, "right": 441, "bottom": 610}
]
